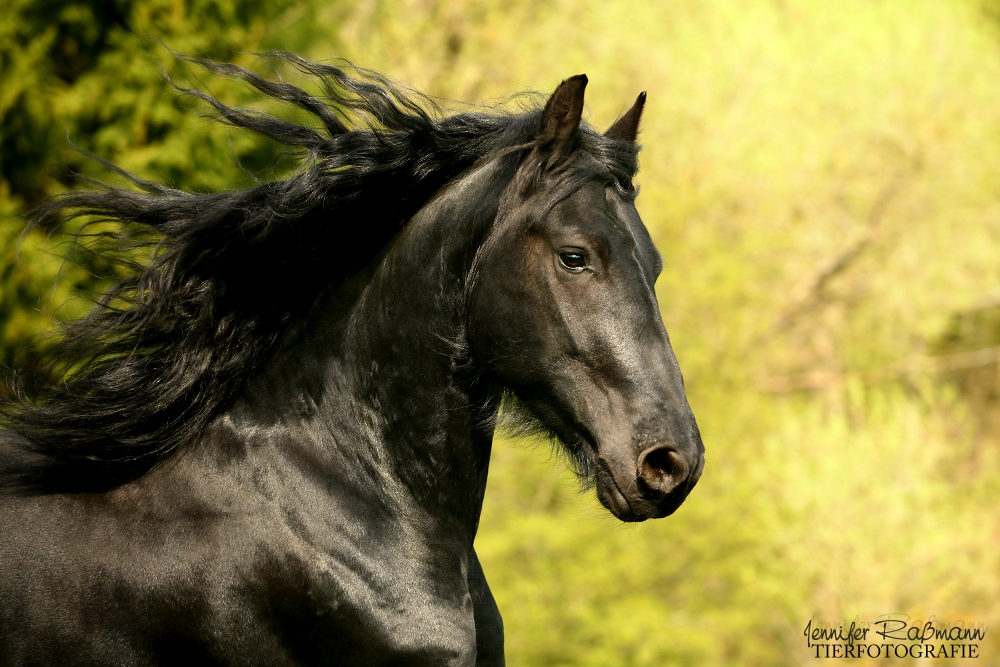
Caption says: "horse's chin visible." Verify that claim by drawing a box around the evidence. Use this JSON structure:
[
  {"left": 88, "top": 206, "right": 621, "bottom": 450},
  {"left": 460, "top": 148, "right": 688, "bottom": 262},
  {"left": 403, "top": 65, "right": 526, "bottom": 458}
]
[{"left": 597, "top": 480, "right": 693, "bottom": 522}]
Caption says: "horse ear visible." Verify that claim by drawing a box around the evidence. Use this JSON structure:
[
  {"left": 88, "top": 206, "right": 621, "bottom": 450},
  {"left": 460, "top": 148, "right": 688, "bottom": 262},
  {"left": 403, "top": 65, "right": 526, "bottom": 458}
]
[
  {"left": 605, "top": 91, "right": 646, "bottom": 143},
  {"left": 537, "top": 74, "right": 588, "bottom": 154}
]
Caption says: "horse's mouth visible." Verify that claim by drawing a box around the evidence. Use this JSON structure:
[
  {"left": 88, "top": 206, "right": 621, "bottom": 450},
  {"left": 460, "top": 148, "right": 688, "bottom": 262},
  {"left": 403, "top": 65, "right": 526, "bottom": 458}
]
[
  {"left": 595, "top": 450, "right": 704, "bottom": 522},
  {"left": 595, "top": 458, "right": 646, "bottom": 522},
  {"left": 596, "top": 482, "right": 644, "bottom": 522}
]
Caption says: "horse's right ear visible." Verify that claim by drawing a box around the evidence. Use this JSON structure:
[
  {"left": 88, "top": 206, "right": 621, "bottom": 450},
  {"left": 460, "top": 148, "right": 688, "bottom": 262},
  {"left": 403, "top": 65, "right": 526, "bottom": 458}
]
[
  {"left": 605, "top": 91, "right": 646, "bottom": 143},
  {"left": 536, "top": 74, "right": 588, "bottom": 160}
]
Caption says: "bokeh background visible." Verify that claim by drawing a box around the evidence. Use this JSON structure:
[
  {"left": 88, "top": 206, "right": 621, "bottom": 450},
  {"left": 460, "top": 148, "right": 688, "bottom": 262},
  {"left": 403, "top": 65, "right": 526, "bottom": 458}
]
[{"left": 3, "top": 0, "right": 1000, "bottom": 664}]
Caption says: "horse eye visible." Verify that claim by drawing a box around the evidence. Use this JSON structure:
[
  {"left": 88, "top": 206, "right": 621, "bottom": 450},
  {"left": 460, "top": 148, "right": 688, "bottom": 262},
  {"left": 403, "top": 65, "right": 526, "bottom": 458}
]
[{"left": 558, "top": 252, "right": 587, "bottom": 271}]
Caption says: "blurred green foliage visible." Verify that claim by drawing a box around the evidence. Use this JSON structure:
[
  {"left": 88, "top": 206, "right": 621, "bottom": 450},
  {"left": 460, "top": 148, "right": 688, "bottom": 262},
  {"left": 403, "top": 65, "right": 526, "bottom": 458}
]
[
  {"left": 0, "top": 0, "right": 330, "bottom": 383},
  {"left": 4, "top": 0, "right": 1000, "bottom": 665}
]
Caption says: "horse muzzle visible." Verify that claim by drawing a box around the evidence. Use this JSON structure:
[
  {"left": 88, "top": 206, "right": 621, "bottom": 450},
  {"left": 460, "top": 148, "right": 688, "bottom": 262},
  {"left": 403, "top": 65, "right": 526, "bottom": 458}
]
[{"left": 595, "top": 441, "right": 705, "bottom": 522}]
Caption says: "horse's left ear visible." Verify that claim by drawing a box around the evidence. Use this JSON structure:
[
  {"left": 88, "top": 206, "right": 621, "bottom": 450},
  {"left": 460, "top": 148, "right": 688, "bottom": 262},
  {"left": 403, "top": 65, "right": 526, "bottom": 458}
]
[
  {"left": 605, "top": 91, "right": 646, "bottom": 143},
  {"left": 537, "top": 74, "right": 588, "bottom": 156}
]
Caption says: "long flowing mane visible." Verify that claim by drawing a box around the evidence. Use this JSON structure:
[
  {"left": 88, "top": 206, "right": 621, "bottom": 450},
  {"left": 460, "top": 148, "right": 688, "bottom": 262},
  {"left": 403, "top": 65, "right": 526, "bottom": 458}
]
[{"left": 1, "top": 53, "right": 639, "bottom": 493}]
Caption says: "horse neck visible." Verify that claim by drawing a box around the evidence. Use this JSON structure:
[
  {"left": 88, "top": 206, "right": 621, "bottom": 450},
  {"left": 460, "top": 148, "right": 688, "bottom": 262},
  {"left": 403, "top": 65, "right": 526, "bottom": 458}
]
[{"left": 250, "top": 158, "right": 513, "bottom": 542}]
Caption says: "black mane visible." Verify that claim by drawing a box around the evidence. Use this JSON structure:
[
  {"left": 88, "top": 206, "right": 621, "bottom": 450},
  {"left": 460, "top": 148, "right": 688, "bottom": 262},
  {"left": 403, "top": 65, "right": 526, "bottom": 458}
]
[{"left": 1, "top": 53, "right": 639, "bottom": 492}]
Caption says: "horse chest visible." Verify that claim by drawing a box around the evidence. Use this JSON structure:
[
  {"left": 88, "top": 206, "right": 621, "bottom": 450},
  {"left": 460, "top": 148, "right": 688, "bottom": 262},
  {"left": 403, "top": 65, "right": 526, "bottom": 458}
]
[
  {"left": 284, "top": 549, "right": 479, "bottom": 665},
  {"left": 0, "top": 488, "right": 478, "bottom": 666}
]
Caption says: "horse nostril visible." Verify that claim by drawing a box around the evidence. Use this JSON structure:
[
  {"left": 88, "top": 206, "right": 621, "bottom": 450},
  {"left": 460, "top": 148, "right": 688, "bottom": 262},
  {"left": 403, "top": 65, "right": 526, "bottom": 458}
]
[{"left": 638, "top": 446, "right": 688, "bottom": 496}]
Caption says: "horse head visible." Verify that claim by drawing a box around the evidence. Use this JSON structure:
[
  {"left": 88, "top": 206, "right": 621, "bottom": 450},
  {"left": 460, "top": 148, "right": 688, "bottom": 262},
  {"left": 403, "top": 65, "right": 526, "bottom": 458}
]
[{"left": 469, "top": 75, "right": 705, "bottom": 522}]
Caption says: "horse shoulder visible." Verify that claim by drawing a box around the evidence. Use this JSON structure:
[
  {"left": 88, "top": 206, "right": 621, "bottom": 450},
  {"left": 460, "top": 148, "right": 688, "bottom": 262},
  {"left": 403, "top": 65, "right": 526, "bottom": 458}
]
[{"left": 0, "top": 432, "right": 297, "bottom": 664}]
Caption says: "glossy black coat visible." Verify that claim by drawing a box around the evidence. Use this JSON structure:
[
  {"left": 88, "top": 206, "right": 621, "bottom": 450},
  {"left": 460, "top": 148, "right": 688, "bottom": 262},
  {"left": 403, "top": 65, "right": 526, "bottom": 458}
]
[{"left": 0, "top": 64, "right": 703, "bottom": 665}]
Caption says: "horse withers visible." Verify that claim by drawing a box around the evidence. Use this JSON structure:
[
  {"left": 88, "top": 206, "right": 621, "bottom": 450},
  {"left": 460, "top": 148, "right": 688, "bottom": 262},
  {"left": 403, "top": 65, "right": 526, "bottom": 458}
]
[{"left": 0, "top": 57, "right": 704, "bottom": 666}]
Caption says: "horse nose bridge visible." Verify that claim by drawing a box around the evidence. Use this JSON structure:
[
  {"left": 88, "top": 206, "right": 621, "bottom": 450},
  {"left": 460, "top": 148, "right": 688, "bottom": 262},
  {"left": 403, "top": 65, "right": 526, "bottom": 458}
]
[
  {"left": 623, "top": 375, "right": 696, "bottom": 440},
  {"left": 629, "top": 323, "right": 686, "bottom": 395}
]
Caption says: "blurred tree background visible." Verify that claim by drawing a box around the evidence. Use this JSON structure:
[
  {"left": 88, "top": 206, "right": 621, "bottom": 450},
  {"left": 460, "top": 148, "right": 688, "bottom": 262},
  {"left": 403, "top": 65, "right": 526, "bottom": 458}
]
[{"left": 3, "top": 0, "right": 1000, "bottom": 664}]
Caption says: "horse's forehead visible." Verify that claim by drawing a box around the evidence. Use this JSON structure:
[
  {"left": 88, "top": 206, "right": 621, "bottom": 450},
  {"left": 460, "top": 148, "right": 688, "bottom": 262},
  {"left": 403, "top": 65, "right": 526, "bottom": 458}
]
[
  {"left": 550, "top": 179, "right": 642, "bottom": 239},
  {"left": 555, "top": 181, "right": 661, "bottom": 276}
]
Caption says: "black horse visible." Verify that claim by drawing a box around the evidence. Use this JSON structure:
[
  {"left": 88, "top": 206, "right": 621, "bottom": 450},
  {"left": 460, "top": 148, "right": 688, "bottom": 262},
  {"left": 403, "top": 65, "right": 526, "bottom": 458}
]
[{"left": 0, "top": 55, "right": 704, "bottom": 666}]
